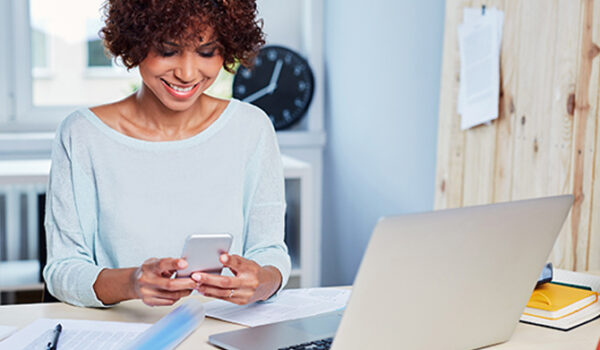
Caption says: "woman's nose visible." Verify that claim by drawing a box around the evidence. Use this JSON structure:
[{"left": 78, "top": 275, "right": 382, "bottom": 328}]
[{"left": 173, "top": 53, "right": 197, "bottom": 83}]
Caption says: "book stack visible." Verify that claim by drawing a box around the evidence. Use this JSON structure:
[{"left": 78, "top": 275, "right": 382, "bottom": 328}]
[{"left": 520, "top": 269, "right": 600, "bottom": 331}]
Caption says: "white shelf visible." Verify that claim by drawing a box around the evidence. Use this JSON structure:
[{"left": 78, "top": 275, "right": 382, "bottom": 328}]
[
  {"left": 277, "top": 130, "right": 326, "bottom": 148},
  {"left": 0, "top": 159, "right": 50, "bottom": 185}
]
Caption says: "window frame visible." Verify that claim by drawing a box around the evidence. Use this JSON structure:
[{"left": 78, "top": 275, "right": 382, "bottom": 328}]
[
  {"left": 0, "top": 0, "right": 10, "bottom": 125},
  {"left": 10, "top": 0, "right": 82, "bottom": 132},
  {"left": 31, "top": 20, "right": 55, "bottom": 80}
]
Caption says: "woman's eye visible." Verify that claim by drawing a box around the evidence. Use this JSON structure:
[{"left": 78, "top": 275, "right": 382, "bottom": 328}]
[
  {"left": 160, "top": 50, "right": 177, "bottom": 57},
  {"left": 198, "top": 50, "right": 216, "bottom": 58}
]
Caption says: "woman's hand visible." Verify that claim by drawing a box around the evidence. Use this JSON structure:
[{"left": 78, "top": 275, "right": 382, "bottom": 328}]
[
  {"left": 132, "top": 257, "right": 198, "bottom": 306},
  {"left": 191, "top": 254, "right": 282, "bottom": 305}
]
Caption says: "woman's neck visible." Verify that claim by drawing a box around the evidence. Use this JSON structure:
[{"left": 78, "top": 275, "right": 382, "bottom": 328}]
[{"left": 129, "top": 85, "right": 220, "bottom": 140}]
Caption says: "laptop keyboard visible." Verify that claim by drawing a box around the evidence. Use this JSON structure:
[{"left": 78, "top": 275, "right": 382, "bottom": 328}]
[{"left": 278, "top": 337, "right": 333, "bottom": 350}]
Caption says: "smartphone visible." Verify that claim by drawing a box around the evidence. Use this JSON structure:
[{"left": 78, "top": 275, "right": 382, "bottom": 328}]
[{"left": 176, "top": 233, "right": 233, "bottom": 278}]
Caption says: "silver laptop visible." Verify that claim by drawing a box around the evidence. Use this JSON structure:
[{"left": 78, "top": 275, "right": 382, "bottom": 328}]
[{"left": 209, "top": 195, "right": 573, "bottom": 350}]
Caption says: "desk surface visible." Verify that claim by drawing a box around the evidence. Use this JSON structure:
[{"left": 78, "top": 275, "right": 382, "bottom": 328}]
[{"left": 0, "top": 290, "right": 598, "bottom": 350}]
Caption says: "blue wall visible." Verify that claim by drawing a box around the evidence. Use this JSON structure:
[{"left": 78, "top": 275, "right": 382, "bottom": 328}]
[{"left": 322, "top": 0, "right": 446, "bottom": 286}]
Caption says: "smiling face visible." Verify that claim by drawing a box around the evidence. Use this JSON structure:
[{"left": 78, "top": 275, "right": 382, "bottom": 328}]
[{"left": 137, "top": 32, "right": 225, "bottom": 112}]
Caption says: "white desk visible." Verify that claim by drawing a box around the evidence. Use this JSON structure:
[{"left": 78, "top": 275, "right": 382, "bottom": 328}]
[{"left": 0, "top": 290, "right": 598, "bottom": 349}]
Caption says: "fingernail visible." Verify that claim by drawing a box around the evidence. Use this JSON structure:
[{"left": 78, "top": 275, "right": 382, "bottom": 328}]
[
  {"left": 192, "top": 273, "right": 201, "bottom": 281},
  {"left": 178, "top": 260, "right": 187, "bottom": 269},
  {"left": 220, "top": 254, "right": 229, "bottom": 263}
]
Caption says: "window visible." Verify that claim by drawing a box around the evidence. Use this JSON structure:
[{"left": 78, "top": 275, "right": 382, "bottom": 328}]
[
  {"left": 0, "top": 0, "right": 234, "bottom": 134},
  {"left": 86, "top": 17, "right": 111, "bottom": 68},
  {"left": 87, "top": 39, "right": 112, "bottom": 68},
  {"left": 85, "top": 17, "right": 123, "bottom": 71},
  {"left": 31, "top": 26, "right": 49, "bottom": 70},
  {"left": 29, "top": 0, "right": 139, "bottom": 108}
]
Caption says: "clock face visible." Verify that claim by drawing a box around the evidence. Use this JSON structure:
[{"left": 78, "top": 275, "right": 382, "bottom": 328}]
[{"left": 232, "top": 45, "right": 314, "bottom": 130}]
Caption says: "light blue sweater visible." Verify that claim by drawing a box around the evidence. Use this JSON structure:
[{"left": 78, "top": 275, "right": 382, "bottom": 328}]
[{"left": 43, "top": 99, "right": 291, "bottom": 307}]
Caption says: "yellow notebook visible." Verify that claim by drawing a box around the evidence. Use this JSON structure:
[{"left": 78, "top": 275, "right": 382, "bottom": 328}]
[{"left": 523, "top": 283, "right": 598, "bottom": 320}]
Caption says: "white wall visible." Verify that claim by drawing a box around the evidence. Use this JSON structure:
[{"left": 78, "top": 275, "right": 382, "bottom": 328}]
[{"left": 322, "top": 0, "right": 446, "bottom": 285}]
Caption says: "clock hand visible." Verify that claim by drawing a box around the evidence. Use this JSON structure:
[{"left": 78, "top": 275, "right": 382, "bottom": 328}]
[
  {"left": 243, "top": 85, "right": 273, "bottom": 103},
  {"left": 268, "top": 59, "right": 283, "bottom": 91},
  {"left": 244, "top": 59, "right": 284, "bottom": 103}
]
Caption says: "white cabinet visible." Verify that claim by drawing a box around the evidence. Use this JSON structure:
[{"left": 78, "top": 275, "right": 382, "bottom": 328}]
[{"left": 282, "top": 155, "right": 318, "bottom": 288}]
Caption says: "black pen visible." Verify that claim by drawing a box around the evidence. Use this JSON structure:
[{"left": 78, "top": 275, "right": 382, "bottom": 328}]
[{"left": 46, "top": 323, "right": 62, "bottom": 350}]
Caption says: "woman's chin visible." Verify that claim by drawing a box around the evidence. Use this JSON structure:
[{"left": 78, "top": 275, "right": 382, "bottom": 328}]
[{"left": 159, "top": 96, "right": 201, "bottom": 112}]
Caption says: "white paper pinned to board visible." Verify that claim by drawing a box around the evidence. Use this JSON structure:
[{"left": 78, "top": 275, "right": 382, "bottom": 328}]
[{"left": 458, "top": 7, "right": 504, "bottom": 130}]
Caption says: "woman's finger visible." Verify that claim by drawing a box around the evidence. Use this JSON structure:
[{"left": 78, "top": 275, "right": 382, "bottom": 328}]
[
  {"left": 227, "top": 296, "right": 252, "bottom": 305},
  {"left": 141, "top": 296, "right": 176, "bottom": 307},
  {"left": 157, "top": 258, "right": 187, "bottom": 274},
  {"left": 220, "top": 254, "right": 245, "bottom": 272},
  {"left": 193, "top": 273, "right": 241, "bottom": 289},
  {"left": 150, "top": 275, "right": 197, "bottom": 292},
  {"left": 139, "top": 284, "right": 192, "bottom": 301},
  {"left": 197, "top": 285, "right": 252, "bottom": 300},
  {"left": 152, "top": 288, "right": 192, "bottom": 301}
]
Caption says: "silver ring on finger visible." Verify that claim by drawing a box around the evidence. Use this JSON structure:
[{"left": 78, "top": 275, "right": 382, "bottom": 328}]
[{"left": 229, "top": 289, "right": 235, "bottom": 298}]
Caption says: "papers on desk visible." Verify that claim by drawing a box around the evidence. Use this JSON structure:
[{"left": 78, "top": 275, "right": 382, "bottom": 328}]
[
  {"left": 204, "top": 288, "right": 351, "bottom": 327},
  {"left": 0, "top": 299, "right": 205, "bottom": 350},
  {"left": 458, "top": 6, "right": 504, "bottom": 130},
  {"left": 0, "top": 318, "right": 151, "bottom": 349},
  {"left": 0, "top": 325, "right": 17, "bottom": 342}
]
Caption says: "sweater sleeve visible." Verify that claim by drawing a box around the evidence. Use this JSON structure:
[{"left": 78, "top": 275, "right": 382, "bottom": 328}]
[
  {"left": 242, "top": 118, "right": 291, "bottom": 292},
  {"left": 42, "top": 119, "right": 106, "bottom": 307}
]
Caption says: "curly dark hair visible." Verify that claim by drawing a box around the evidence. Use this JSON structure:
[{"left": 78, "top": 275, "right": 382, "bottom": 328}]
[{"left": 100, "top": 0, "right": 265, "bottom": 72}]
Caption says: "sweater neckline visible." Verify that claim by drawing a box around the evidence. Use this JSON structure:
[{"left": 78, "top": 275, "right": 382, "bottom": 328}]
[{"left": 78, "top": 98, "right": 238, "bottom": 150}]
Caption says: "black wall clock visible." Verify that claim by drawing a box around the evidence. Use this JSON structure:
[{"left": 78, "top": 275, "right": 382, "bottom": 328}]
[{"left": 233, "top": 45, "right": 314, "bottom": 130}]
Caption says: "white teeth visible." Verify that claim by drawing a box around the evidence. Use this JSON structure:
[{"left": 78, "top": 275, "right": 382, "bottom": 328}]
[{"left": 165, "top": 81, "right": 195, "bottom": 92}]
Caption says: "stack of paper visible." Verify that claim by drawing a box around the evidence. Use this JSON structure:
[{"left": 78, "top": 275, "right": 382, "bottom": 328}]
[
  {"left": 204, "top": 288, "right": 351, "bottom": 327},
  {"left": 458, "top": 6, "right": 504, "bottom": 130},
  {"left": 0, "top": 299, "right": 205, "bottom": 350},
  {"left": 0, "top": 318, "right": 151, "bottom": 349}
]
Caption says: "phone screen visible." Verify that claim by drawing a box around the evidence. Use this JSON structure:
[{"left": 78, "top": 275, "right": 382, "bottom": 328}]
[{"left": 176, "top": 233, "right": 233, "bottom": 278}]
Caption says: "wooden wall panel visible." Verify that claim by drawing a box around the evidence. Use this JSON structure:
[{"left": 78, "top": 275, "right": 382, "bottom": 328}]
[
  {"left": 586, "top": 0, "right": 600, "bottom": 270},
  {"left": 435, "top": 0, "right": 600, "bottom": 271},
  {"left": 492, "top": 0, "right": 520, "bottom": 204},
  {"left": 570, "top": 0, "right": 599, "bottom": 271},
  {"left": 545, "top": 0, "right": 581, "bottom": 269},
  {"left": 434, "top": 0, "right": 467, "bottom": 209},
  {"left": 462, "top": 0, "right": 503, "bottom": 207}
]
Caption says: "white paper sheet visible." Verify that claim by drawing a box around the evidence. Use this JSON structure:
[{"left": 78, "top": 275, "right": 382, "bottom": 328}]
[
  {"left": 0, "top": 318, "right": 151, "bottom": 350},
  {"left": 0, "top": 325, "right": 17, "bottom": 342},
  {"left": 553, "top": 269, "right": 600, "bottom": 292},
  {"left": 204, "top": 288, "right": 351, "bottom": 327},
  {"left": 458, "top": 7, "right": 504, "bottom": 130}
]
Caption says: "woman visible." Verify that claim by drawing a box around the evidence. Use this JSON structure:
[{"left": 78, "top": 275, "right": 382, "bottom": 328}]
[{"left": 43, "top": 0, "right": 290, "bottom": 307}]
